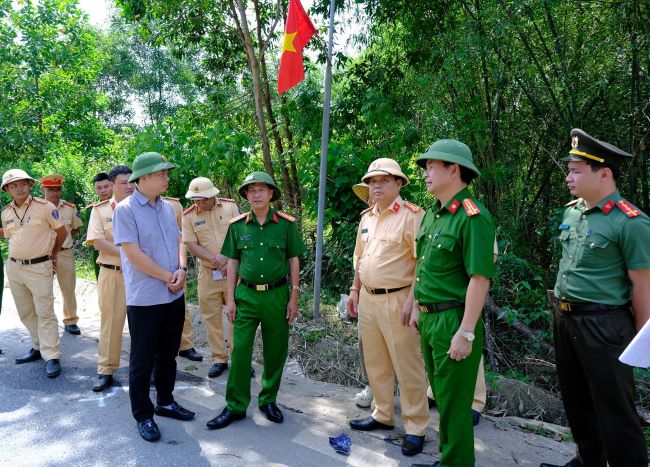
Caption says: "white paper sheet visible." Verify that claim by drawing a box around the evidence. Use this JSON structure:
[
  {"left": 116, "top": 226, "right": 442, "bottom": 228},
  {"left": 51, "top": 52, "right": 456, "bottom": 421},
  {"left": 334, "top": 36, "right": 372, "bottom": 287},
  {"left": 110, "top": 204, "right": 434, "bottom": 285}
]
[
  {"left": 212, "top": 270, "right": 223, "bottom": 280},
  {"left": 619, "top": 318, "right": 650, "bottom": 368}
]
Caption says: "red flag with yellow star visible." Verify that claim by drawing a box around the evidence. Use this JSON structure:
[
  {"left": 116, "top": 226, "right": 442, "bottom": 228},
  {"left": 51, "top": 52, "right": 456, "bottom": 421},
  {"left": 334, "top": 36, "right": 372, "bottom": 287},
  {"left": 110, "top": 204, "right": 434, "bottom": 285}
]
[{"left": 277, "top": 0, "right": 316, "bottom": 94}]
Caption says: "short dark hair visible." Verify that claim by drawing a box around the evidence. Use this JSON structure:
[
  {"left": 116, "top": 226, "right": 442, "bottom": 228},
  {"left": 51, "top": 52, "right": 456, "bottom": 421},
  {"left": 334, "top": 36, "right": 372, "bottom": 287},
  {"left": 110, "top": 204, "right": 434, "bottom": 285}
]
[
  {"left": 584, "top": 158, "right": 619, "bottom": 181},
  {"left": 93, "top": 172, "right": 109, "bottom": 183},
  {"left": 108, "top": 165, "right": 132, "bottom": 183},
  {"left": 442, "top": 161, "right": 477, "bottom": 185}
]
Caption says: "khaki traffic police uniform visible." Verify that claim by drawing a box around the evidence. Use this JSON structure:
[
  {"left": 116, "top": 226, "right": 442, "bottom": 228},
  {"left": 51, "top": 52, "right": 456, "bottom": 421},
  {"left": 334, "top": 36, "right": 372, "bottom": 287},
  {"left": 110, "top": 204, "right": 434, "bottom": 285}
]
[
  {"left": 53, "top": 199, "right": 83, "bottom": 325},
  {"left": 182, "top": 198, "right": 239, "bottom": 363},
  {"left": 86, "top": 198, "right": 127, "bottom": 375},
  {"left": 2, "top": 196, "right": 63, "bottom": 360},
  {"left": 354, "top": 196, "right": 430, "bottom": 436}
]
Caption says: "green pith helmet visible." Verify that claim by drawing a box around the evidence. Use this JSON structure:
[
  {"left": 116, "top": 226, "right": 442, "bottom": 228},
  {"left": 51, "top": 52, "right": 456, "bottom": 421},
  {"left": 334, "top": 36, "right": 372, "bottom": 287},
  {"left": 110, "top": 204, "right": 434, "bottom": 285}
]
[
  {"left": 128, "top": 152, "right": 177, "bottom": 183},
  {"left": 416, "top": 139, "right": 480, "bottom": 177},
  {"left": 238, "top": 171, "right": 281, "bottom": 202}
]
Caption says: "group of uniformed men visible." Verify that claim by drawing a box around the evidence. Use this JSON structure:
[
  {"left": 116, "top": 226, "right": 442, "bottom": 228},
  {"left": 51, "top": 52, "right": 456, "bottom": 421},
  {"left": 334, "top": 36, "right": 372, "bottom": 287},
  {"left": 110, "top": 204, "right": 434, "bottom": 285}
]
[{"left": 0, "top": 128, "right": 648, "bottom": 466}]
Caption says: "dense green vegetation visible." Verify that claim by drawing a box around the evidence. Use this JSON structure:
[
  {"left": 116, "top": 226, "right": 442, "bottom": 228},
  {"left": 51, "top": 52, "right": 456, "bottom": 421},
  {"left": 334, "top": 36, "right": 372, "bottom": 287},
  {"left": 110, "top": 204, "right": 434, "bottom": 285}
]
[{"left": 1, "top": 0, "right": 649, "bottom": 406}]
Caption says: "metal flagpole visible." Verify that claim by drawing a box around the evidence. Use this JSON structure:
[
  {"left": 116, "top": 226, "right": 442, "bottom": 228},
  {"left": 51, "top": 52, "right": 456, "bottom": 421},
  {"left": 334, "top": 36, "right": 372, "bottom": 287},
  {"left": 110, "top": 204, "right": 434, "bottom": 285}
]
[{"left": 312, "top": 0, "right": 336, "bottom": 319}]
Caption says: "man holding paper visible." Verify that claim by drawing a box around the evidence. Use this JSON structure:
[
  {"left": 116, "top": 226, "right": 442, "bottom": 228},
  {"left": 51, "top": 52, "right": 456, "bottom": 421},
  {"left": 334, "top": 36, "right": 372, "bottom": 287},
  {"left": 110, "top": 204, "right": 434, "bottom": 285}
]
[{"left": 182, "top": 177, "right": 240, "bottom": 378}]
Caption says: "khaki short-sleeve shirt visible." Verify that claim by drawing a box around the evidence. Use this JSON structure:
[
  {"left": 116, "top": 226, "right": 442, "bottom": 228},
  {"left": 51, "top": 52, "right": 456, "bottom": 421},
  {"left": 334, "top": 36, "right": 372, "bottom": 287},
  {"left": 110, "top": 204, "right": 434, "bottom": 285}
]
[
  {"left": 57, "top": 200, "right": 83, "bottom": 248},
  {"left": 1, "top": 196, "right": 63, "bottom": 259},
  {"left": 86, "top": 198, "right": 121, "bottom": 267}
]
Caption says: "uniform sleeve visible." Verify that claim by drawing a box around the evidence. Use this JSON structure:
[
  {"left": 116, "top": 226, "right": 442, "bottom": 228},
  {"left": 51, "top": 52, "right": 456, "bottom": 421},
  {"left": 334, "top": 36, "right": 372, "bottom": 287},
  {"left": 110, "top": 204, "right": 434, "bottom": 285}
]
[
  {"left": 353, "top": 218, "right": 365, "bottom": 259},
  {"left": 181, "top": 213, "right": 198, "bottom": 243},
  {"left": 71, "top": 206, "right": 83, "bottom": 229},
  {"left": 232, "top": 202, "right": 241, "bottom": 217},
  {"left": 113, "top": 205, "right": 138, "bottom": 246},
  {"left": 221, "top": 224, "right": 239, "bottom": 260},
  {"left": 461, "top": 214, "right": 496, "bottom": 278},
  {"left": 620, "top": 215, "right": 650, "bottom": 270},
  {"left": 45, "top": 202, "right": 63, "bottom": 230},
  {"left": 286, "top": 221, "right": 306, "bottom": 258},
  {"left": 172, "top": 201, "right": 182, "bottom": 228},
  {"left": 86, "top": 205, "right": 106, "bottom": 243},
  {"left": 406, "top": 210, "right": 425, "bottom": 259}
]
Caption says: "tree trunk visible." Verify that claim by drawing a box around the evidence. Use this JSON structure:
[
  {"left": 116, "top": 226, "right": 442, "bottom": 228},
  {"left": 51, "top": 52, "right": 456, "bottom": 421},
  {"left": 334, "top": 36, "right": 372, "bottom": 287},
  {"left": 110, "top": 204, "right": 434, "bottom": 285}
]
[{"left": 280, "top": 93, "right": 302, "bottom": 212}]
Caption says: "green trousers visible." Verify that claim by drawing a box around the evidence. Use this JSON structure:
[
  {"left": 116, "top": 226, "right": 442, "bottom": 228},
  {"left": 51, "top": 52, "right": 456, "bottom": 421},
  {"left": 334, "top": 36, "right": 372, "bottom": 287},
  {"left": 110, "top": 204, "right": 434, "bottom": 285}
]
[
  {"left": 420, "top": 307, "right": 483, "bottom": 467},
  {"left": 226, "top": 284, "right": 290, "bottom": 414}
]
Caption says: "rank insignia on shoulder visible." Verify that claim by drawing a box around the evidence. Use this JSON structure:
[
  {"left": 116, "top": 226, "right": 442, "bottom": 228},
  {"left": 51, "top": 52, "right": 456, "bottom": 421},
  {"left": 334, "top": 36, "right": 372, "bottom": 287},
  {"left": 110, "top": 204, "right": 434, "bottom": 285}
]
[
  {"left": 462, "top": 199, "right": 481, "bottom": 217},
  {"left": 183, "top": 205, "right": 196, "bottom": 215},
  {"left": 33, "top": 197, "right": 47, "bottom": 204},
  {"left": 616, "top": 200, "right": 641, "bottom": 218},
  {"left": 230, "top": 212, "right": 248, "bottom": 224},
  {"left": 404, "top": 201, "right": 421, "bottom": 212},
  {"left": 601, "top": 200, "right": 615, "bottom": 215},
  {"left": 163, "top": 196, "right": 179, "bottom": 201},
  {"left": 219, "top": 197, "right": 236, "bottom": 203},
  {"left": 360, "top": 206, "right": 373, "bottom": 215},
  {"left": 62, "top": 201, "right": 75, "bottom": 208},
  {"left": 448, "top": 199, "right": 461, "bottom": 214},
  {"left": 277, "top": 211, "right": 296, "bottom": 222}
]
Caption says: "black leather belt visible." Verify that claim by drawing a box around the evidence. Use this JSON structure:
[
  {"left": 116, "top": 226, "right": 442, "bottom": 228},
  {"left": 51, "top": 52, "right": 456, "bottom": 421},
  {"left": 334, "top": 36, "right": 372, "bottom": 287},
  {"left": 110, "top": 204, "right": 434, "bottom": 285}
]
[
  {"left": 557, "top": 300, "right": 629, "bottom": 313},
  {"left": 10, "top": 255, "right": 51, "bottom": 265},
  {"left": 99, "top": 263, "right": 121, "bottom": 271},
  {"left": 364, "top": 285, "right": 408, "bottom": 295},
  {"left": 418, "top": 301, "right": 464, "bottom": 313},
  {"left": 239, "top": 278, "right": 287, "bottom": 291}
]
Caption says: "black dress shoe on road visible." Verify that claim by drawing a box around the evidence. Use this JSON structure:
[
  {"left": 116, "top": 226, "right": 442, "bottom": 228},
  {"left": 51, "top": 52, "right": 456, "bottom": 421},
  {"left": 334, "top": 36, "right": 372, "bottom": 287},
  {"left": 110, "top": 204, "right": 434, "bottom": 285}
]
[
  {"left": 251, "top": 366, "right": 256, "bottom": 378},
  {"left": 471, "top": 409, "right": 481, "bottom": 427},
  {"left": 45, "top": 359, "right": 61, "bottom": 378},
  {"left": 154, "top": 401, "right": 195, "bottom": 421},
  {"left": 206, "top": 407, "right": 245, "bottom": 430},
  {"left": 402, "top": 434, "right": 425, "bottom": 456},
  {"left": 93, "top": 374, "right": 113, "bottom": 392},
  {"left": 349, "top": 416, "right": 394, "bottom": 431},
  {"left": 427, "top": 397, "right": 436, "bottom": 409},
  {"left": 411, "top": 463, "right": 440, "bottom": 467},
  {"left": 137, "top": 419, "right": 161, "bottom": 442},
  {"left": 259, "top": 403, "right": 283, "bottom": 424},
  {"left": 64, "top": 324, "right": 81, "bottom": 335},
  {"left": 15, "top": 348, "right": 42, "bottom": 364},
  {"left": 178, "top": 348, "right": 203, "bottom": 362},
  {"left": 208, "top": 362, "right": 228, "bottom": 378}
]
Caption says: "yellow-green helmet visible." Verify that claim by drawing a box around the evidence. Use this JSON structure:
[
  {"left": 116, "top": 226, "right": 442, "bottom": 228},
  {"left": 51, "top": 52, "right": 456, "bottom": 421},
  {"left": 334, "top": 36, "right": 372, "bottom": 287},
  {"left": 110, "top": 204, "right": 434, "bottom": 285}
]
[{"left": 238, "top": 171, "right": 281, "bottom": 202}]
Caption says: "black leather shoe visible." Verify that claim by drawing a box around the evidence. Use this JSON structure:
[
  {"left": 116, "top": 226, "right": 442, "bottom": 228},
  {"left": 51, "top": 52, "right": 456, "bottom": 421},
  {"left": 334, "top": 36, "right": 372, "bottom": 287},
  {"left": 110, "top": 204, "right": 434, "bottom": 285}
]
[
  {"left": 471, "top": 409, "right": 481, "bottom": 426},
  {"left": 45, "top": 359, "right": 61, "bottom": 378},
  {"left": 402, "top": 434, "right": 424, "bottom": 456},
  {"left": 15, "top": 348, "right": 42, "bottom": 364},
  {"left": 208, "top": 362, "right": 228, "bottom": 378},
  {"left": 178, "top": 348, "right": 203, "bottom": 361},
  {"left": 349, "top": 416, "right": 394, "bottom": 431},
  {"left": 540, "top": 461, "right": 582, "bottom": 467},
  {"left": 411, "top": 463, "right": 440, "bottom": 467},
  {"left": 206, "top": 407, "right": 245, "bottom": 430},
  {"left": 154, "top": 401, "right": 195, "bottom": 421},
  {"left": 259, "top": 403, "right": 283, "bottom": 423},
  {"left": 251, "top": 366, "right": 256, "bottom": 378},
  {"left": 64, "top": 324, "right": 81, "bottom": 335},
  {"left": 427, "top": 397, "right": 436, "bottom": 409},
  {"left": 93, "top": 374, "right": 113, "bottom": 392},
  {"left": 137, "top": 418, "right": 161, "bottom": 442}
]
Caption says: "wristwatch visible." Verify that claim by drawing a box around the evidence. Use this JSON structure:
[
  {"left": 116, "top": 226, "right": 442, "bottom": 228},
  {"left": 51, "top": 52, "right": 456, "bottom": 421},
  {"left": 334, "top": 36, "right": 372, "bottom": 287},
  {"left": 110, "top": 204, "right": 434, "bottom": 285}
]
[
  {"left": 458, "top": 328, "right": 475, "bottom": 342},
  {"left": 178, "top": 266, "right": 188, "bottom": 272}
]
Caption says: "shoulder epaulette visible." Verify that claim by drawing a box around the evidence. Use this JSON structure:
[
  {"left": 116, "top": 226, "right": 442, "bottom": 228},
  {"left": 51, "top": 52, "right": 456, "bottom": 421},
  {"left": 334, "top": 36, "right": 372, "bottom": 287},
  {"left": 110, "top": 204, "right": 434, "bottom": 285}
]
[
  {"left": 360, "top": 206, "right": 373, "bottom": 215},
  {"left": 163, "top": 196, "right": 179, "bottom": 201},
  {"left": 461, "top": 198, "right": 481, "bottom": 217},
  {"left": 183, "top": 205, "right": 197, "bottom": 216},
  {"left": 219, "top": 197, "right": 236, "bottom": 203},
  {"left": 404, "top": 201, "right": 421, "bottom": 213},
  {"left": 277, "top": 211, "right": 296, "bottom": 222},
  {"left": 616, "top": 200, "right": 641, "bottom": 218},
  {"left": 1, "top": 204, "right": 10, "bottom": 211},
  {"left": 33, "top": 197, "right": 47, "bottom": 204},
  {"left": 229, "top": 212, "right": 248, "bottom": 224},
  {"left": 89, "top": 199, "right": 110, "bottom": 209},
  {"left": 62, "top": 200, "right": 76, "bottom": 208},
  {"left": 565, "top": 199, "right": 580, "bottom": 207}
]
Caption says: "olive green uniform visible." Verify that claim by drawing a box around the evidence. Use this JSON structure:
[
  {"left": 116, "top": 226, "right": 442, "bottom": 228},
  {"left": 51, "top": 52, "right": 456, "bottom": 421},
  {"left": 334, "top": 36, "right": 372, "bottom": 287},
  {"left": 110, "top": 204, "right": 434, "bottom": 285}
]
[
  {"left": 221, "top": 209, "right": 306, "bottom": 414},
  {"left": 553, "top": 191, "right": 649, "bottom": 467},
  {"left": 414, "top": 187, "right": 495, "bottom": 467}
]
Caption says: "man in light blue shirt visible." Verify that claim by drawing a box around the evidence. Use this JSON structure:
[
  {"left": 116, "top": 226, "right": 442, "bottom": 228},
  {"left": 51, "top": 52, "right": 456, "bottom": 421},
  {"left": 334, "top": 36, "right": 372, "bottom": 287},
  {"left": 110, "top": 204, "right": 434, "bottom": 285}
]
[{"left": 113, "top": 152, "right": 195, "bottom": 442}]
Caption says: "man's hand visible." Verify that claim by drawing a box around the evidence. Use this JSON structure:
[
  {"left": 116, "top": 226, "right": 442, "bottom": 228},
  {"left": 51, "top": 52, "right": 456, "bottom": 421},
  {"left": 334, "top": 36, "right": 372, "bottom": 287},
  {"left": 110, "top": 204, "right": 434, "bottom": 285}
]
[
  {"left": 223, "top": 302, "right": 236, "bottom": 323},
  {"left": 50, "top": 251, "right": 58, "bottom": 273},
  {"left": 409, "top": 307, "right": 420, "bottom": 335},
  {"left": 401, "top": 297, "right": 414, "bottom": 326},
  {"left": 166, "top": 269, "right": 186, "bottom": 293},
  {"left": 447, "top": 332, "right": 472, "bottom": 361},
  {"left": 286, "top": 295, "right": 299, "bottom": 324},
  {"left": 347, "top": 290, "right": 359, "bottom": 318}
]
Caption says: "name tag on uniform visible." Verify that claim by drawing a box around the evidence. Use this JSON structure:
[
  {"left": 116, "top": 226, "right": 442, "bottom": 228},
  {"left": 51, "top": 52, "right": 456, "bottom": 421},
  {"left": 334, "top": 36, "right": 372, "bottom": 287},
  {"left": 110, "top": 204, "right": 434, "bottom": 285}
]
[
  {"left": 361, "top": 228, "right": 368, "bottom": 241},
  {"left": 5, "top": 219, "right": 14, "bottom": 225},
  {"left": 194, "top": 220, "right": 206, "bottom": 226},
  {"left": 240, "top": 235, "right": 252, "bottom": 241}
]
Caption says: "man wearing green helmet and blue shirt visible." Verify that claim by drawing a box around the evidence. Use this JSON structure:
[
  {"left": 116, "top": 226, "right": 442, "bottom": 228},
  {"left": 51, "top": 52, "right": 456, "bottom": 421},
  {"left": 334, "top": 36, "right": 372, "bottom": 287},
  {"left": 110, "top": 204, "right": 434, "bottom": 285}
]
[
  {"left": 407, "top": 139, "right": 495, "bottom": 467},
  {"left": 207, "top": 171, "right": 306, "bottom": 430}
]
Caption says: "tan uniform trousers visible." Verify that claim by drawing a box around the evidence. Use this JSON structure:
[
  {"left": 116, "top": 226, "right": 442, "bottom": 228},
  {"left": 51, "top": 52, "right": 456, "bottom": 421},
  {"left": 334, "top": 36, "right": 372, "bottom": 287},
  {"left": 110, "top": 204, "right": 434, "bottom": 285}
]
[
  {"left": 7, "top": 260, "right": 60, "bottom": 360},
  {"left": 427, "top": 355, "right": 487, "bottom": 412},
  {"left": 198, "top": 266, "right": 232, "bottom": 363},
  {"left": 179, "top": 301, "right": 196, "bottom": 351},
  {"left": 97, "top": 267, "right": 126, "bottom": 375},
  {"left": 359, "top": 286, "right": 429, "bottom": 436},
  {"left": 55, "top": 248, "right": 78, "bottom": 325}
]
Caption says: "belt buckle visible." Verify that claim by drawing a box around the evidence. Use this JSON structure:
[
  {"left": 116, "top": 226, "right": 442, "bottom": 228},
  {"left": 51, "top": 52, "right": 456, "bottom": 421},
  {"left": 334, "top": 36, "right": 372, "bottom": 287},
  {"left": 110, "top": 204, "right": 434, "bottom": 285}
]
[
  {"left": 418, "top": 304, "right": 428, "bottom": 313},
  {"left": 366, "top": 287, "right": 375, "bottom": 294},
  {"left": 559, "top": 302, "right": 571, "bottom": 312},
  {"left": 256, "top": 284, "right": 268, "bottom": 292}
]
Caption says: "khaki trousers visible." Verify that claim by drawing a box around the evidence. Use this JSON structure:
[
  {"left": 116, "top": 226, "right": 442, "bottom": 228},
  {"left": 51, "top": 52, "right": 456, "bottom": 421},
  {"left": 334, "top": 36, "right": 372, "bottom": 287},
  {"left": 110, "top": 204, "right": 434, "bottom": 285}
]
[
  {"left": 97, "top": 267, "right": 127, "bottom": 375},
  {"left": 198, "top": 266, "right": 231, "bottom": 363},
  {"left": 359, "top": 286, "right": 429, "bottom": 436},
  {"left": 55, "top": 249, "right": 78, "bottom": 325},
  {"left": 179, "top": 302, "right": 195, "bottom": 351},
  {"left": 7, "top": 260, "right": 60, "bottom": 360},
  {"left": 428, "top": 356, "right": 486, "bottom": 412}
]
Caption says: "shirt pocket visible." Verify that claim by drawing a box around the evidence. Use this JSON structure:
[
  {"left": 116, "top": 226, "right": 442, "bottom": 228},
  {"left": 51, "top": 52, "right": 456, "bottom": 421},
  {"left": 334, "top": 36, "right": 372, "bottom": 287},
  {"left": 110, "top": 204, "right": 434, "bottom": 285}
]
[
  {"left": 267, "top": 239, "right": 286, "bottom": 264},
  {"left": 377, "top": 231, "right": 402, "bottom": 258},
  {"left": 579, "top": 233, "right": 611, "bottom": 267},
  {"left": 426, "top": 233, "right": 457, "bottom": 270}
]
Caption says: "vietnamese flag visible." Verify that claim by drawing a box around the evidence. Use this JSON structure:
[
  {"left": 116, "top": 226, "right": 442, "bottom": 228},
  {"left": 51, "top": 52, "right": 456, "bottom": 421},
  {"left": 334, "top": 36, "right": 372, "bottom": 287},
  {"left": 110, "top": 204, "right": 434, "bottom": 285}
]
[{"left": 277, "top": 0, "right": 316, "bottom": 94}]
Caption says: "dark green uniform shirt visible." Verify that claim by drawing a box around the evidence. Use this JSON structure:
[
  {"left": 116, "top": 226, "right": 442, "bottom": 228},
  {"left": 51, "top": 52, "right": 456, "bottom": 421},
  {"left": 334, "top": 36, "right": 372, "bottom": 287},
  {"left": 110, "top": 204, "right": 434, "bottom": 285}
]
[
  {"left": 221, "top": 209, "right": 306, "bottom": 284},
  {"left": 554, "top": 190, "right": 650, "bottom": 305},
  {"left": 414, "top": 187, "right": 496, "bottom": 304}
]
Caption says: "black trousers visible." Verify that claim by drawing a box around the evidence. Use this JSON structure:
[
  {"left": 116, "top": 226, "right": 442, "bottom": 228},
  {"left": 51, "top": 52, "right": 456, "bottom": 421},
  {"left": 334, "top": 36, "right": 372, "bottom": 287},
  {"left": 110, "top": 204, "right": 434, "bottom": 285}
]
[
  {"left": 127, "top": 295, "right": 185, "bottom": 422},
  {"left": 553, "top": 307, "right": 648, "bottom": 467}
]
